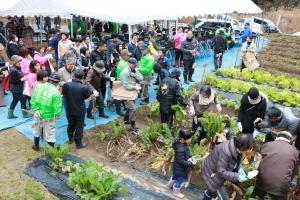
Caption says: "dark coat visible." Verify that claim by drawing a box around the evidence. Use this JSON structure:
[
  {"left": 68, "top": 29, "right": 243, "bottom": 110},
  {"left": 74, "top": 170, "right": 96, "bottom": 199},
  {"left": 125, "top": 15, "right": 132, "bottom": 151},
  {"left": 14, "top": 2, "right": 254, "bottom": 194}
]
[
  {"left": 132, "top": 46, "right": 143, "bottom": 62},
  {"left": 181, "top": 37, "right": 198, "bottom": 61},
  {"left": 256, "top": 140, "right": 299, "bottom": 196},
  {"left": 172, "top": 139, "right": 193, "bottom": 177},
  {"left": 90, "top": 50, "right": 106, "bottom": 66},
  {"left": 156, "top": 76, "right": 187, "bottom": 115},
  {"left": 238, "top": 94, "right": 267, "bottom": 133},
  {"left": 62, "top": 79, "right": 91, "bottom": 116},
  {"left": 128, "top": 42, "right": 137, "bottom": 53},
  {"left": 9, "top": 65, "right": 24, "bottom": 93},
  {"left": 85, "top": 68, "right": 109, "bottom": 94},
  {"left": 212, "top": 35, "right": 227, "bottom": 54},
  {"left": 7, "top": 42, "right": 20, "bottom": 59},
  {"left": 201, "top": 139, "right": 240, "bottom": 192}
]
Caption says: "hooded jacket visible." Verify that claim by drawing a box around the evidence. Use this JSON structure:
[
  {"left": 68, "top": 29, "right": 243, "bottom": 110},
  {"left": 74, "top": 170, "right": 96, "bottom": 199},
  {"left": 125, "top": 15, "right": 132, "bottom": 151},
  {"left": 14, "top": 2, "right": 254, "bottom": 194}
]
[
  {"left": 156, "top": 76, "right": 187, "bottom": 115},
  {"left": 31, "top": 82, "right": 62, "bottom": 120},
  {"left": 172, "top": 138, "right": 193, "bottom": 177},
  {"left": 238, "top": 94, "right": 267, "bottom": 134},
  {"left": 201, "top": 139, "right": 240, "bottom": 192}
]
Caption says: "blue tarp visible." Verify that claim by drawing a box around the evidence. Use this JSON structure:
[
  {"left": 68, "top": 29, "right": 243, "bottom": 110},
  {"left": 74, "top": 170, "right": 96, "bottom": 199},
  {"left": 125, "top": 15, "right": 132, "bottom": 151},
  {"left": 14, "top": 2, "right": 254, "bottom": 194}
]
[{"left": 0, "top": 37, "right": 269, "bottom": 144}]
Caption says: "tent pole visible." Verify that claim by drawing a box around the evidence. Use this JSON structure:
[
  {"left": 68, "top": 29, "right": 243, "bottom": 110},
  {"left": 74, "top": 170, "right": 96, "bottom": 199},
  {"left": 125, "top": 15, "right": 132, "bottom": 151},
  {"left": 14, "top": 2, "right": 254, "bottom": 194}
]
[
  {"left": 70, "top": 17, "right": 74, "bottom": 38},
  {"left": 40, "top": 15, "right": 42, "bottom": 44},
  {"left": 128, "top": 25, "right": 132, "bottom": 43},
  {"left": 260, "top": 12, "right": 265, "bottom": 50}
]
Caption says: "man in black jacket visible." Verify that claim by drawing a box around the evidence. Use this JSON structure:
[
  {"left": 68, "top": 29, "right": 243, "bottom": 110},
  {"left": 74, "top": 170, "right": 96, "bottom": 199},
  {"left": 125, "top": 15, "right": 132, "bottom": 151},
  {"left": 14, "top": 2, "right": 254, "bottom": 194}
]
[
  {"left": 62, "top": 69, "right": 92, "bottom": 149},
  {"left": 90, "top": 40, "right": 107, "bottom": 66},
  {"left": 238, "top": 87, "right": 267, "bottom": 134},
  {"left": 181, "top": 31, "right": 198, "bottom": 84},
  {"left": 212, "top": 28, "right": 227, "bottom": 71},
  {"left": 7, "top": 34, "right": 20, "bottom": 59},
  {"left": 156, "top": 68, "right": 187, "bottom": 127}
]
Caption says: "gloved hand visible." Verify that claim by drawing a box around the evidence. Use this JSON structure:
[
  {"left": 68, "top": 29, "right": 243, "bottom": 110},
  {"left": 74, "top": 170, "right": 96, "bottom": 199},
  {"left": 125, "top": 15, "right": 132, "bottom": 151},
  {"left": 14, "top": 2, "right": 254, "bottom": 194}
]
[
  {"left": 238, "top": 174, "right": 248, "bottom": 182},
  {"left": 254, "top": 118, "right": 263, "bottom": 126},
  {"left": 238, "top": 122, "right": 243, "bottom": 132},
  {"left": 135, "top": 85, "right": 142, "bottom": 91},
  {"left": 188, "top": 158, "right": 198, "bottom": 165},
  {"left": 216, "top": 104, "right": 222, "bottom": 112},
  {"left": 238, "top": 168, "right": 246, "bottom": 176},
  {"left": 189, "top": 106, "right": 195, "bottom": 116},
  {"left": 93, "top": 90, "right": 99, "bottom": 97}
]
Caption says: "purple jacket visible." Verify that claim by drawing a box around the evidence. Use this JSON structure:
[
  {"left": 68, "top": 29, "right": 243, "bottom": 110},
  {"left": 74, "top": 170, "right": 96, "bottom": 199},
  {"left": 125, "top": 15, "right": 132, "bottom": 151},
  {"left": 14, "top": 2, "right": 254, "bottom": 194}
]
[{"left": 201, "top": 139, "right": 240, "bottom": 192}]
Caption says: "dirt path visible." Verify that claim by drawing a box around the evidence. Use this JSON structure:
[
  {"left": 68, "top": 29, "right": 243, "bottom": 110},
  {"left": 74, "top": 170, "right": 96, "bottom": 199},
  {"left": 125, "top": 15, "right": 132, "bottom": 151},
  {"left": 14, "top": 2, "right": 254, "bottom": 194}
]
[{"left": 0, "top": 129, "right": 57, "bottom": 200}]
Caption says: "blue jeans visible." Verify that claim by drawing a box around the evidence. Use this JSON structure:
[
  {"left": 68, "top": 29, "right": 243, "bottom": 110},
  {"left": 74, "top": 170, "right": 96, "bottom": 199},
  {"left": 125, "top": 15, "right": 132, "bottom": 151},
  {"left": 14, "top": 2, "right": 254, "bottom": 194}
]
[
  {"left": 172, "top": 175, "right": 188, "bottom": 188},
  {"left": 166, "top": 49, "right": 176, "bottom": 67}
]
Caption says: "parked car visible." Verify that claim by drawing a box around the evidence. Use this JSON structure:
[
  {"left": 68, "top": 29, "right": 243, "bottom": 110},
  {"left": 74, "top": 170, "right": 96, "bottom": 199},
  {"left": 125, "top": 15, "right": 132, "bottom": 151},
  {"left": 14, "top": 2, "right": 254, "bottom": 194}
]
[{"left": 239, "top": 17, "right": 278, "bottom": 34}]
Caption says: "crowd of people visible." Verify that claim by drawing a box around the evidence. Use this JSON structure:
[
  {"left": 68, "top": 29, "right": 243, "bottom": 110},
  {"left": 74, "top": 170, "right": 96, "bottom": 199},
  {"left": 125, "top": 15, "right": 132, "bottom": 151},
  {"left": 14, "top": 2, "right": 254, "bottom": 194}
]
[{"left": 0, "top": 16, "right": 297, "bottom": 200}]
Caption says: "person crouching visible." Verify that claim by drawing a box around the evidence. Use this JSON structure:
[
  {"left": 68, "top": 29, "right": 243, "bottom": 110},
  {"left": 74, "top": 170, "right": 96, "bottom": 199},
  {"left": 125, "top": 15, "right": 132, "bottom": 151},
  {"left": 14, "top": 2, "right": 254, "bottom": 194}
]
[
  {"left": 31, "top": 71, "right": 62, "bottom": 150},
  {"left": 167, "top": 129, "right": 197, "bottom": 198}
]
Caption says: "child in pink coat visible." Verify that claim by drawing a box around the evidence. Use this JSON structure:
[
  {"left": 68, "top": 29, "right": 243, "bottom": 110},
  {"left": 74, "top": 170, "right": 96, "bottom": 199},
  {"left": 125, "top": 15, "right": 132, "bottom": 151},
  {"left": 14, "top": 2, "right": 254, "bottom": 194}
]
[
  {"left": 33, "top": 44, "right": 52, "bottom": 73},
  {"left": 21, "top": 60, "right": 40, "bottom": 108}
]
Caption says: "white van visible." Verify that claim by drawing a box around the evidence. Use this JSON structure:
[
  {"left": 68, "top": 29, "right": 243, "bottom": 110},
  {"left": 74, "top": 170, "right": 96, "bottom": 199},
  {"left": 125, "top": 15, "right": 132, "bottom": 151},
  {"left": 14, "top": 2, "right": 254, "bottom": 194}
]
[{"left": 239, "top": 17, "right": 278, "bottom": 34}]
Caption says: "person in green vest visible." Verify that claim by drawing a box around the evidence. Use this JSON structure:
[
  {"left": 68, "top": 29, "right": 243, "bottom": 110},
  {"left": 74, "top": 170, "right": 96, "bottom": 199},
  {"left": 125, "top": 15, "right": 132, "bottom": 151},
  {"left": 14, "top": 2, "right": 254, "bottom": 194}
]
[
  {"left": 138, "top": 44, "right": 155, "bottom": 105},
  {"left": 31, "top": 71, "right": 63, "bottom": 151},
  {"left": 116, "top": 49, "right": 131, "bottom": 80}
]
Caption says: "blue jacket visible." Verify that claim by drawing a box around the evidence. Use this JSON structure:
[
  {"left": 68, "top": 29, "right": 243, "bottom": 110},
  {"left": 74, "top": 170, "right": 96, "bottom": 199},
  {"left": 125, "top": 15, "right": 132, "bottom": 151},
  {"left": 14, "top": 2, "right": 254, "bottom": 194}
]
[{"left": 241, "top": 27, "right": 252, "bottom": 43}]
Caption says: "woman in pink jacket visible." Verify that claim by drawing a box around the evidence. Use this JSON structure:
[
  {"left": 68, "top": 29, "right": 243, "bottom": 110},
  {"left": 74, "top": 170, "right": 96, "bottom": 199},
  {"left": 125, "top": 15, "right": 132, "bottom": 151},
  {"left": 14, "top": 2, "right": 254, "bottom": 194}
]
[
  {"left": 33, "top": 44, "right": 52, "bottom": 74},
  {"left": 19, "top": 47, "right": 33, "bottom": 75},
  {"left": 172, "top": 28, "right": 187, "bottom": 67},
  {"left": 21, "top": 60, "right": 40, "bottom": 108}
]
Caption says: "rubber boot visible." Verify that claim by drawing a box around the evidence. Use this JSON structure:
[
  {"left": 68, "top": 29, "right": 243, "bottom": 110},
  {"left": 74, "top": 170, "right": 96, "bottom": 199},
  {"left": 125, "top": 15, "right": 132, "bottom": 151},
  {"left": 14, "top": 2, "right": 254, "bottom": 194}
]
[
  {"left": 167, "top": 177, "right": 175, "bottom": 189},
  {"left": 124, "top": 112, "right": 130, "bottom": 124},
  {"left": 68, "top": 133, "right": 74, "bottom": 144},
  {"left": 183, "top": 74, "right": 189, "bottom": 84},
  {"left": 22, "top": 110, "right": 33, "bottom": 118},
  {"left": 98, "top": 107, "right": 109, "bottom": 118},
  {"left": 32, "top": 137, "right": 40, "bottom": 151},
  {"left": 7, "top": 109, "right": 18, "bottom": 119},
  {"left": 47, "top": 142, "right": 55, "bottom": 147},
  {"left": 86, "top": 103, "right": 95, "bottom": 119},
  {"left": 173, "top": 186, "right": 185, "bottom": 198},
  {"left": 140, "top": 98, "right": 149, "bottom": 105},
  {"left": 129, "top": 121, "right": 139, "bottom": 132},
  {"left": 188, "top": 73, "right": 195, "bottom": 82},
  {"left": 115, "top": 102, "right": 124, "bottom": 116},
  {"left": 75, "top": 138, "right": 89, "bottom": 149}
]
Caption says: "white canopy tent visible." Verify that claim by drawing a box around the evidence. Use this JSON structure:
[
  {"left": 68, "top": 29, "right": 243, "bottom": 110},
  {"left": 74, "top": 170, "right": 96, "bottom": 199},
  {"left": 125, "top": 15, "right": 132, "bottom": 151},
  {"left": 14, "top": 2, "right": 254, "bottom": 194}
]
[{"left": 1, "top": 0, "right": 262, "bottom": 24}]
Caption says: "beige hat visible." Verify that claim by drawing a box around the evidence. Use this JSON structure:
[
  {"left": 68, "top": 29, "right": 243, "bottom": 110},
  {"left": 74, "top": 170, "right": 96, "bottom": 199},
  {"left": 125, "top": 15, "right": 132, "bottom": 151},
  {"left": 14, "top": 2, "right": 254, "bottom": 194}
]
[
  {"left": 11, "top": 55, "right": 22, "bottom": 65},
  {"left": 120, "top": 49, "right": 131, "bottom": 56}
]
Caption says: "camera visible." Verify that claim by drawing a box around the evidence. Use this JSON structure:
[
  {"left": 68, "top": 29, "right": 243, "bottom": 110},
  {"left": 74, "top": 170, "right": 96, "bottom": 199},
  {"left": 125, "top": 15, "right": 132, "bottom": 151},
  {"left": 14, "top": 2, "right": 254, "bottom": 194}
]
[
  {"left": 0, "top": 60, "right": 5, "bottom": 67},
  {"left": 0, "top": 66, "right": 8, "bottom": 72}
]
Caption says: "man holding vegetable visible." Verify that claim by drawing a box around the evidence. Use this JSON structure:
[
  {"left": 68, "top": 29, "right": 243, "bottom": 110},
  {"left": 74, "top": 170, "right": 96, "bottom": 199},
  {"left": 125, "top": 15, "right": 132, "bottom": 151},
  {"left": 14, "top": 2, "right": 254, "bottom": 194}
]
[{"left": 120, "top": 57, "right": 143, "bottom": 131}]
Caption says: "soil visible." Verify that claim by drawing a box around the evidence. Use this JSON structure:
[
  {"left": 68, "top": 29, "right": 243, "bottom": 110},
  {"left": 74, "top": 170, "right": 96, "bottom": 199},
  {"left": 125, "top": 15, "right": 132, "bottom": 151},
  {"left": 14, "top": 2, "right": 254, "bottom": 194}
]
[
  {"left": 0, "top": 129, "right": 58, "bottom": 200},
  {"left": 258, "top": 33, "right": 300, "bottom": 78}
]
